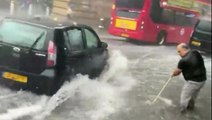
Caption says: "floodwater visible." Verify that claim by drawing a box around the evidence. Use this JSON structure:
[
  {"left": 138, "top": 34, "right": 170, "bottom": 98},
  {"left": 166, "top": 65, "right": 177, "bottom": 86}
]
[
  {"left": 0, "top": 7, "right": 211, "bottom": 120},
  {"left": 0, "top": 36, "right": 211, "bottom": 120}
]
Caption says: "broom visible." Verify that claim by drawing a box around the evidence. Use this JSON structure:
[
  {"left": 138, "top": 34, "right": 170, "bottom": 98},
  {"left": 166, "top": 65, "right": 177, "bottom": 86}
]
[{"left": 151, "top": 76, "right": 173, "bottom": 104}]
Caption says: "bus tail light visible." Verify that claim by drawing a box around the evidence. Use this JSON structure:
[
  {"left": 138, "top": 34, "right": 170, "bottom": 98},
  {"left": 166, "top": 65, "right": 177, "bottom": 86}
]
[
  {"left": 112, "top": 4, "right": 115, "bottom": 9},
  {"left": 162, "top": 1, "right": 167, "bottom": 6},
  {"left": 110, "top": 17, "right": 114, "bottom": 24},
  {"left": 141, "top": 21, "right": 145, "bottom": 29}
]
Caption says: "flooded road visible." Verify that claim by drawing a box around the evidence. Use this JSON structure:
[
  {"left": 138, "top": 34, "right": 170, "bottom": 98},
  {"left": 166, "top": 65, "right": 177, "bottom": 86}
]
[
  {"left": 0, "top": 34, "right": 211, "bottom": 120},
  {"left": 101, "top": 38, "right": 211, "bottom": 120},
  {"left": 0, "top": 8, "right": 211, "bottom": 120}
]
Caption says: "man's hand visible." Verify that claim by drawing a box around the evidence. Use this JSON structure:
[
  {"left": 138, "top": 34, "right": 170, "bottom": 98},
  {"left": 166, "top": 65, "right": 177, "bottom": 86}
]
[{"left": 172, "top": 68, "right": 182, "bottom": 77}]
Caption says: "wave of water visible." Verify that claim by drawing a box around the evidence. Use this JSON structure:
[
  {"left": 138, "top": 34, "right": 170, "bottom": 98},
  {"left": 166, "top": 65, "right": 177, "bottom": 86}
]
[{"left": 0, "top": 50, "right": 137, "bottom": 120}]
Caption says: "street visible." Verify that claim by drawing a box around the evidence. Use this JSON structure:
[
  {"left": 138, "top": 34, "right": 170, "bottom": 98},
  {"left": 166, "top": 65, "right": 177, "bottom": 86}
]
[
  {"left": 0, "top": 3, "right": 211, "bottom": 120},
  {"left": 0, "top": 29, "right": 211, "bottom": 120}
]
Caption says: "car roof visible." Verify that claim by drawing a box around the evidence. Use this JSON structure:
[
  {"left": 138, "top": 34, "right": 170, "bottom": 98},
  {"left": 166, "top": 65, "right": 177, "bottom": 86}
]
[{"left": 2, "top": 16, "right": 80, "bottom": 29}]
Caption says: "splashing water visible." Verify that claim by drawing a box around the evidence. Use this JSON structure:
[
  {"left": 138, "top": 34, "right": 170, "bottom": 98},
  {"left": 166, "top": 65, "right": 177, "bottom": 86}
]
[
  {"left": 0, "top": 105, "right": 42, "bottom": 120},
  {"left": 0, "top": 50, "right": 137, "bottom": 120},
  {"left": 32, "top": 50, "right": 137, "bottom": 120},
  {"left": 144, "top": 96, "right": 176, "bottom": 107},
  {"left": 100, "top": 50, "right": 129, "bottom": 83},
  {"left": 158, "top": 97, "right": 176, "bottom": 107},
  {"left": 33, "top": 75, "right": 93, "bottom": 120}
]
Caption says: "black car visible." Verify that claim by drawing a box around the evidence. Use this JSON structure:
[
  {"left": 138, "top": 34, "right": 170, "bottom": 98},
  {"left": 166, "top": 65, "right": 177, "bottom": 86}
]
[
  {"left": 189, "top": 19, "right": 211, "bottom": 53},
  {"left": 0, "top": 17, "right": 108, "bottom": 95}
]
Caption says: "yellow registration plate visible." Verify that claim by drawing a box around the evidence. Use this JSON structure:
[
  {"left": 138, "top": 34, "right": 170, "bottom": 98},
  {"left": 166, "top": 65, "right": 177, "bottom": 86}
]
[
  {"left": 115, "top": 19, "right": 137, "bottom": 30},
  {"left": 121, "top": 33, "right": 129, "bottom": 37},
  {"left": 2, "top": 72, "right": 28, "bottom": 83},
  {"left": 191, "top": 40, "right": 201, "bottom": 46}
]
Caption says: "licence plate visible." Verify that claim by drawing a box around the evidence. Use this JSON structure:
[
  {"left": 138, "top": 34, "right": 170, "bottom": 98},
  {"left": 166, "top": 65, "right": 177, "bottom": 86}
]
[
  {"left": 121, "top": 33, "right": 129, "bottom": 37},
  {"left": 115, "top": 19, "right": 137, "bottom": 30},
  {"left": 191, "top": 41, "right": 201, "bottom": 46},
  {"left": 2, "top": 72, "right": 28, "bottom": 83}
]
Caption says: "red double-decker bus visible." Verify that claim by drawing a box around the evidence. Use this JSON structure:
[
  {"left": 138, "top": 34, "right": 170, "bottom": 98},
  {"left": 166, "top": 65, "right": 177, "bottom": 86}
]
[{"left": 108, "top": 0, "right": 200, "bottom": 45}]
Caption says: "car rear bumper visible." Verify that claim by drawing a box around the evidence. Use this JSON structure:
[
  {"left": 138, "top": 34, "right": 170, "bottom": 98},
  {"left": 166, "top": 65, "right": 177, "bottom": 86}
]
[
  {"left": 0, "top": 66, "right": 56, "bottom": 93},
  {"left": 190, "top": 38, "right": 211, "bottom": 53},
  {"left": 108, "top": 27, "right": 149, "bottom": 41}
]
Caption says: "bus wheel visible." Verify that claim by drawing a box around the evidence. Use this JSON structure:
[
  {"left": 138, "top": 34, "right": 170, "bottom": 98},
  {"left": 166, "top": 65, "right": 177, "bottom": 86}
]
[{"left": 157, "top": 32, "right": 167, "bottom": 45}]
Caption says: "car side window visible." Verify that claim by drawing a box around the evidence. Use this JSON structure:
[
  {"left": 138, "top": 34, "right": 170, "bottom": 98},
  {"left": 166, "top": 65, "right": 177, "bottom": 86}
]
[
  {"left": 84, "top": 28, "right": 99, "bottom": 48},
  {"left": 66, "top": 28, "right": 84, "bottom": 51},
  {"left": 63, "top": 31, "right": 71, "bottom": 51}
]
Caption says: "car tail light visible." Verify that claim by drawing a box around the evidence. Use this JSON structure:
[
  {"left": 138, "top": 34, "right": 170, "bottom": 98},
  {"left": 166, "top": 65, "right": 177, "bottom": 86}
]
[{"left": 47, "top": 41, "right": 57, "bottom": 67}]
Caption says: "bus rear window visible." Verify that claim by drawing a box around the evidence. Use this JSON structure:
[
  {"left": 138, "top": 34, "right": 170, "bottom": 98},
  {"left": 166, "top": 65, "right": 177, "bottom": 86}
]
[
  {"left": 116, "top": 10, "right": 141, "bottom": 18},
  {"left": 115, "top": 0, "right": 145, "bottom": 9},
  {"left": 196, "top": 20, "right": 211, "bottom": 33},
  {"left": 115, "top": 0, "right": 145, "bottom": 18},
  {"left": 175, "top": 12, "right": 196, "bottom": 26}
]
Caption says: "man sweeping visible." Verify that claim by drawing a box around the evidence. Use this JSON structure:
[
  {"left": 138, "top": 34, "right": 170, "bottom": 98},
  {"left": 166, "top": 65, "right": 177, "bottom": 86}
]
[{"left": 172, "top": 43, "right": 207, "bottom": 113}]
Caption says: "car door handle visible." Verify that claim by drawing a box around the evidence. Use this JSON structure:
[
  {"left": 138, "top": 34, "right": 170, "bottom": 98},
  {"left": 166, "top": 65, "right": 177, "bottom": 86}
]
[{"left": 68, "top": 51, "right": 83, "bottom": 57}]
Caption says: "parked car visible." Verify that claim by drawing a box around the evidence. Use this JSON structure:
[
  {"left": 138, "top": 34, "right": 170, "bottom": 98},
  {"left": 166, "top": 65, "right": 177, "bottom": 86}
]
[
  {"left": 189, "top": 19, "right": 211, "bottom": 54},
  {"left": 0, "top": 17, "right": 108, "bottom": 95}
]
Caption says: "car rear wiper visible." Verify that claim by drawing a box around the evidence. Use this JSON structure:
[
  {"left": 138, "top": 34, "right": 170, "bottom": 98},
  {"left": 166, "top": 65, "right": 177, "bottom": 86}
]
[{"left": 29, "top": 31, "right": 45, "bottom": 50}]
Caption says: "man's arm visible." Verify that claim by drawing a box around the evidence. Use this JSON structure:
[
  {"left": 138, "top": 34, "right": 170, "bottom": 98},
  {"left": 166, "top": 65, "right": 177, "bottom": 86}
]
[
  {"left": 172, "top": 68, "right": 182, "bottom": 77},
  {"left": 172, "top": 59, "right": 184, "bottom": 77}
]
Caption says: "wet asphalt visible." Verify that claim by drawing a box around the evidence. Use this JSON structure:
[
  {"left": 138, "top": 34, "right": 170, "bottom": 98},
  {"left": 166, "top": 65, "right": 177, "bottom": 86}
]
[{"left": 0, "top": 8, "right": 211, "bottom": 120}]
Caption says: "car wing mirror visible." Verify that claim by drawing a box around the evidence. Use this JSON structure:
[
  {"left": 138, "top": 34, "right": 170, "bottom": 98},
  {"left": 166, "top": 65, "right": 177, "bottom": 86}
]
[{"left": 101, "top": 42, "right": 108, "bottom": 49}]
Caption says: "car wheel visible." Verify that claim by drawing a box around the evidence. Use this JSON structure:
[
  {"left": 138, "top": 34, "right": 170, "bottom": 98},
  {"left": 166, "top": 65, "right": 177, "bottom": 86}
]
[{"left": 157, "top": 31, "right": 167, "bottom": 45}]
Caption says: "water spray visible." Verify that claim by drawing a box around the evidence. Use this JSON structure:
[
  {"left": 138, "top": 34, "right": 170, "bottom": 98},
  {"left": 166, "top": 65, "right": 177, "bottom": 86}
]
[
  {"left": 151, "top": 76, "right": 172, "bottom": 104},
  {"left": 46, "top": 7, "right": 50, "bottom": 16},
  {"left": 10, "top": 0, "right": 14, "bottom": 15},
  {"left": 28, "top": 4, "right": 33, "bottom": 16}
]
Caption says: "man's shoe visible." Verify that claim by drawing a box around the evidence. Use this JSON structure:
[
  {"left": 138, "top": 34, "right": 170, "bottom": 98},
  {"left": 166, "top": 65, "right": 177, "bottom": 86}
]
[
  {"left": 180, "top": 108, "right": 187, "bottom": 114},
  {"left": 187, "top": 100, "right": 195, "bottom": 110}
]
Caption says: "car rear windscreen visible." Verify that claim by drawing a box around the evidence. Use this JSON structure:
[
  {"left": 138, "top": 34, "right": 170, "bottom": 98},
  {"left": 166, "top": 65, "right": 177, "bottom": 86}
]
[
  {"left": 0, "top": 20, "right": 47, "bottom": 50},
  {"left": 115, "top": 0, "right": 145, "bottom": 18}
]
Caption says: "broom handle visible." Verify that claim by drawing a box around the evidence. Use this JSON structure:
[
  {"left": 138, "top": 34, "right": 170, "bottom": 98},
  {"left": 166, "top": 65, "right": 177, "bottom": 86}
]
[{"left": 151, "top": 76, "right": 172, "bottom": 104}]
